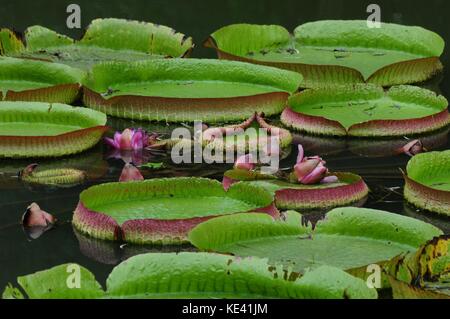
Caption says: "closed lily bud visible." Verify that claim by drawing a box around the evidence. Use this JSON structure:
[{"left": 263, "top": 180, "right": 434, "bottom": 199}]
[{"left": 22, "top": 203, "right": 56, "bottom": 227}]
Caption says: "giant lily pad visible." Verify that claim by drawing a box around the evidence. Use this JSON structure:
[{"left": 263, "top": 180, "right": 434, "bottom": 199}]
[
  {"left": 2, "top": 252, "right": 377, "bottom": 299},
  {"left": 387, "top": 236, "right": 449, "bottom": 299},
  {"left": 281, "top": 85, "right": 449, "bottom": 137},
  {"left": 0, "top": 18, "right": 193, "bottom": 69},
  {"left": 0, "top": 57, "right": 84, "bottom": 103},
  {"left": 225, "top": 170, "right": 369, "bottom": 210},
  {"left": 0, "top": 102, "right": 107, "bottom": 158},
  {"left": 404, "top": 150, "right": 450, "bottom": 216},
  {"left": 72, "top": 177, "right": 278, "bottom": 245},
  {"left": 82, "top": 58, "right": 302, "bottom": 123},
  {"left": 206, "top": 21, "right": 444, "bottom": 88},
  {"left": 189, "top": 208, "right": 442, "bottom": 279}
]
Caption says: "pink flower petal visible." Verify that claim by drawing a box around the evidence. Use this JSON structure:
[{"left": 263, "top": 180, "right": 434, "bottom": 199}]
[
  {"left": 119, "top": 163, "right": 144, "bottom": 182},
  {"left": 294, "top": 158, "right": 320, "bottom": 181},
  {"left": 234, "top": 154, "right": 255, "bottom": 171},
  {"left": 104, "top": 137, "right": 119, "bottom": 149},
  {"left": 296, "top": 144, "right": 304, "bottom": 164},
  {"left": 321, "top": 175, "right": 339, "bottom": 184},
  {"left": 131, "top": 130, "right": 143, "bottom": 150},
  {"left": 300, "top": 166, "right": 328, "bottom": 184},
  {"left": 119, "top": 129, "right": 133, "bottom": 150},
  {"left": 22, "top": 203, "right": 56, "bottom": 227},
  {"left": 222, "top": 176, "right": 236, "bottom": 191}
]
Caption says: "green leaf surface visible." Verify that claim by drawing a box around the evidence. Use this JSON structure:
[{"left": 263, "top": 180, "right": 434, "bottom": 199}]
[
  {"left": 3, "top": 253, "right": 377, "bottom": 299},
  {"left": 0, "top": 102, "right": 106, "bottom": 136},
  {"left": 80, "top": 178, "right": 274, "bottom": 225},
  {"left": 8, "top": 264, "right": 105, "bottom": 299},
  {"left": 106, "top": 253, "right": 376, "bottom": 299},
  {"left": 189, "top": 207, "right": 442, "bottom": 273},
  {"left": 406, "top": 150, "right": 450, "bottom": 191},
  {"left": 288, "top": 85, "right": 447, "bottom": 129},
  {"left": 209, "top": 20, "right": 444, "bottom": 84},
  {"left": 2, "top": 18, "right": 193, "bottom": 69},
  {"left": 84, "top": 58, "right": 302, "bottom": 99},
  {"left": 0, "top": 57, "right": 84, "bottom": 96}
]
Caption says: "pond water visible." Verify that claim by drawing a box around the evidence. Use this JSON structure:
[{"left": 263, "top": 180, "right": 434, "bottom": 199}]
[{"left": 0, "top": 0, "right": 449, "bottom": 293}]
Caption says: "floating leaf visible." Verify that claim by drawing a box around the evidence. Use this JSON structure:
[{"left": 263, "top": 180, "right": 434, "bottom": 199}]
[
  {"left": 0, "top": 18, "right": 193, "bottom": 69},
  {"left": 404, "top": 150, "right": 450, "bottom": 216},
  {"left": 83, "top": 59, "right": 301, "bottom": 123},
  {"left": 72, "top": 177, "right": 278, "bottom": 244},
  {"left": 190, "top": 208, "right": 442, "bottom": 278},
  {"left": 207, "top": 21, "right": 444, "bottom": 88},
  {"left": 3, "top": 253, "right": 377, "bottom": 299},
  {"left": 0, "top": 102, "right": 107, "bottom": 158},
  {"left": 282, "top": 85, "right": 449, "bottom": 137}
]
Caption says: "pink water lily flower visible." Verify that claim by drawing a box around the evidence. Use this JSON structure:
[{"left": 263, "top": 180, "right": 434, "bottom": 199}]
[
  {"left": 105, "top": 128, "right": 150, "bottom": 151},
  {"left": 294, "top": 145, "right": 337, "bottom": 185}
]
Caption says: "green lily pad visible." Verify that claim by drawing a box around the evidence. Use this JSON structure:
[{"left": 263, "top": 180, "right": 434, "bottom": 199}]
[
  {"left": 0, "top": 57, "right": 84, "bottom": 103},
  {"left": 82, "top": 58, "right": 302, "bottom": 123},
  {"left": 72, "top": 177, "right": 277, "bottom": 244},
  {"left": 0, "top": 18, "right": 193, "bottom": 69},
  {"left": 281, "top": 85, "right": 449, "bottom": 137},
  {"left": 206, "top": 20, "right": 444, "bottom": 88},
  {"left": 189, "top": 208, "right": 442, "bottom": 277},
  {"left": 404, "top": 150, "right": 450, "bottom": 216},
  {"left": 2, "top": 253, "right": 377, "bottom": 299},
  {"left": 0, "top": 102, "right": 107, "bottom": 158},
  {"left": 387, "top": 236, "right": 449, "bottom": 299}
]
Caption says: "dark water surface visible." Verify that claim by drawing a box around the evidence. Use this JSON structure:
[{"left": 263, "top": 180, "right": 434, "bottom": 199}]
[{"left": 0, "top": 0, "right": 449, "bottom": 291}]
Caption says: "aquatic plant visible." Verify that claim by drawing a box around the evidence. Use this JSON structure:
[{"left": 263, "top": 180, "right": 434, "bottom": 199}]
[
  {"left": 0, "top": 102, "right": 107, "bottom": 158},
  {"left": 387, "top": 236, "right": 449, "bottom": 299},
  {"left": 0, "top": 57, "right": 84, "bottom": 103},
  {"left": 82, "top": 59, "right": 302, "bottom": 123},
  {"left": 207, "top": 20, "right": 444, "bottom": 88},
  {"left": 403, "top": 150, "right": 450, "bottom": 216},
  {"left": 19, "top": 163, "right": 86, "bottom": 187},
  {"left": 72, "top": 177, "right": 278, "bottom": 244},
  {"left": 189, "top": 208, "right": 442, "bottom": 284},
  {"left": 21, "top": 203, "right": 56, "bottom": 240},
  {"left": 281, "top": 85, "right": 449, "bottom": 137},
  {"left": 2, "top": 252, "right": 377, "bottom": 299},
  {"left": 222, "top": 145, "right": 368, "bottom": 210},
  {"left": 0, "top": 18, "right": 193, "bottom": 69}
]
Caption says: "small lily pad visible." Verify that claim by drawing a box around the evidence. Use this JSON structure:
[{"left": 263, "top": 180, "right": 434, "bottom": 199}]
[{"left": 404, "top": 150, "right": 450, "bottom": 216}]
